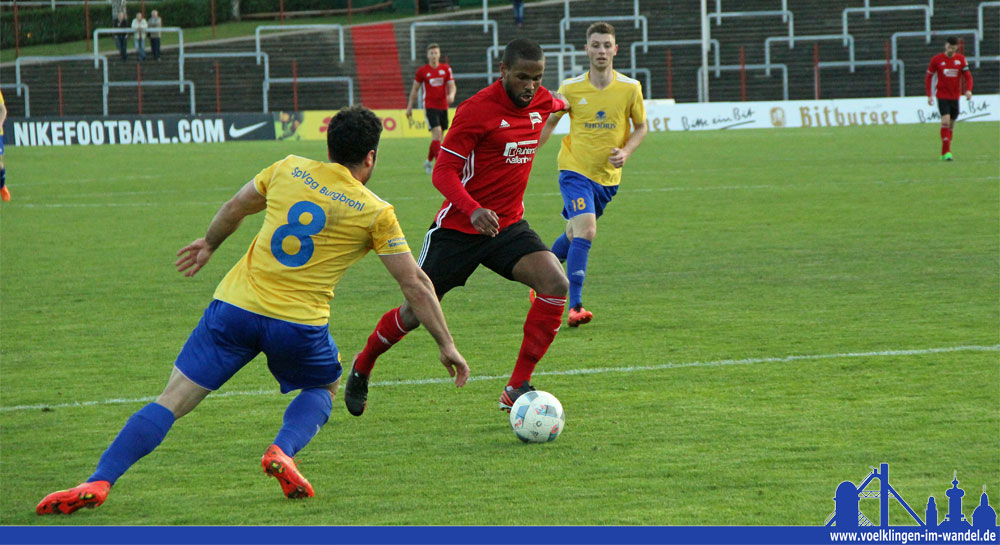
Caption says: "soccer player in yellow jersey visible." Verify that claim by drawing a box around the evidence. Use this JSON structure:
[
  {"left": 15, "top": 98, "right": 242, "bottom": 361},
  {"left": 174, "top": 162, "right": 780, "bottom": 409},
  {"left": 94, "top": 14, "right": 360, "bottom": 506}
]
[
  {"left": 0, "top": 88, "right": 8, "bottom": 202},
  {"left": 539, "top": 22, "right": 648, "bottom": 327},
  {"left": 36, "top": 107, "right": 469, "bottom": 515}
]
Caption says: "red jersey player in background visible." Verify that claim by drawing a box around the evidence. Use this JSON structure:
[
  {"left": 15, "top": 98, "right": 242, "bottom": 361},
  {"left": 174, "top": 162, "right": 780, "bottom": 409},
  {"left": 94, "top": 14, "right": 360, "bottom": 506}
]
[
  {"left": 346, "top": 38, "right": 571, "bottom": 416},
  {"left": 926, "top": 36, "right": 973, "bottom": 161},
  {"left": 406, "top": 43, "right": 456, "bottom": 173}
]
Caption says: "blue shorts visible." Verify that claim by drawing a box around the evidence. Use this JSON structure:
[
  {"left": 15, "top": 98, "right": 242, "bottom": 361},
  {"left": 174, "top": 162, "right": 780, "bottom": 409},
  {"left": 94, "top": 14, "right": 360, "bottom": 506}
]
[
  {"left": 175, "top": 300, "right": 342, "bottom": 394},
  {"left": 559, "top": 170, "right": 618, "bottom": 220}
]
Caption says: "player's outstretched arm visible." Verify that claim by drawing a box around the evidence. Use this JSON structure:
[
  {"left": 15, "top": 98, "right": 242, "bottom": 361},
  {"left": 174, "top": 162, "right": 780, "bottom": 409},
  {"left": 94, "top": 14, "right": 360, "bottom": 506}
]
[
  {"left": 176, "top": 181, "right": 265, "bottom": 277},
  {"left": 539, "top": 114, "right": 562, "bottom": 148},
  {"left": 379, "top": 252, "right": 469, "bottom": 386}
]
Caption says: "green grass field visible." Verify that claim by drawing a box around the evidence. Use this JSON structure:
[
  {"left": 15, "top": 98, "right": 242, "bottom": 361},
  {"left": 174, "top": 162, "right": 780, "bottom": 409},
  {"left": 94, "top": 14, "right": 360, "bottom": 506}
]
[{"left": 1, "top": 123, "right": 998, "bottom": 526}]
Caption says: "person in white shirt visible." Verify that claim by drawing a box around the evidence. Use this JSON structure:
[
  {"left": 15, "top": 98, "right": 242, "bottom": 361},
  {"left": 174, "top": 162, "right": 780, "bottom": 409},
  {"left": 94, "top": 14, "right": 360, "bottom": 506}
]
[{"left": 131, "top": 12, "right": 148, "bottom": 62}]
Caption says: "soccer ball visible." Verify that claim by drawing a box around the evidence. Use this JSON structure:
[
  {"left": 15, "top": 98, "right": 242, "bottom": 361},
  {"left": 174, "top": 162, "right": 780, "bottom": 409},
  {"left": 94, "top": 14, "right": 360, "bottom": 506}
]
[{"left": 509, "top": 390, "right": 565, "bottom": 443}]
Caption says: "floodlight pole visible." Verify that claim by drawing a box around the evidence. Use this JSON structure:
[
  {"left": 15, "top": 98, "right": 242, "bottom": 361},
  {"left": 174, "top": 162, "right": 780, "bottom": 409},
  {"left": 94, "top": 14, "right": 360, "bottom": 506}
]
[{"left": 700, "top": 0, "right": 710, "bottom": 102}]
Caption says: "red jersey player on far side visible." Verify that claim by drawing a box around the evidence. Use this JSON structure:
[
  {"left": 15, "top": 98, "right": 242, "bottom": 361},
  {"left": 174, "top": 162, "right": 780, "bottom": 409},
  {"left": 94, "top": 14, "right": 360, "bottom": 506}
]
[
  {"left": 406, "top": 44, "right": 456, "bottom": 174},
  {"left": 925, "top": 36, "right": 974, "bottom": 161}
]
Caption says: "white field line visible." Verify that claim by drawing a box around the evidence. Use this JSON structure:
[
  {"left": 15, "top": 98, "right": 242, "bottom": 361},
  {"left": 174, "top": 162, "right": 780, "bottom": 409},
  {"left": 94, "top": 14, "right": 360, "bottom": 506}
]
[
  {"left": 11, "top": 175, "right": 999, "bottom": 209},
  {"left": 1, "top": 344, "right": 997, "bottom": 414}
]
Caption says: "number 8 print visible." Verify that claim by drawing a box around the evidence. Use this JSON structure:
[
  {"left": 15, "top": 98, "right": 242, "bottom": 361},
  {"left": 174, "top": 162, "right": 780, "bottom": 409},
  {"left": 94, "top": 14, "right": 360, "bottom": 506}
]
[{"left": 270, "top": 201, "right": 326, "bottom": 267}]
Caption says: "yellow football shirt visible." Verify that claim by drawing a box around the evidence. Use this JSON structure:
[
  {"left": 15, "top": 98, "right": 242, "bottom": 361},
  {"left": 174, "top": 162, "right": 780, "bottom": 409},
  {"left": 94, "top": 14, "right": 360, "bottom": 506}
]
[
  {"left": 554, "top": 71, "right": 646, "bottom": 187},
  {"left": 214, "top": 155, "right": 411, "bottom": 325}
]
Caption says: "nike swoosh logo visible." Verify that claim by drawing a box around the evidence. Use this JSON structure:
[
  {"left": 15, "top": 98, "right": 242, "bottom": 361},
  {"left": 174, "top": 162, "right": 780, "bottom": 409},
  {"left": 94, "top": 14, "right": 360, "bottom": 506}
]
[{"left": 228, "top": 121, "right": 267, "bottom": 138}]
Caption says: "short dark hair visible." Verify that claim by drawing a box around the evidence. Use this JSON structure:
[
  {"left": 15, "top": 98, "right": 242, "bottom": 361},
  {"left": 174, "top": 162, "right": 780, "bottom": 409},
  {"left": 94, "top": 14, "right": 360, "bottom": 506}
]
[
  {"left": 945, "top": 36, "right": 959, "bottom": 46},
  {"left": 326, "top": 106, "right": 382, "bottom": 166},
  {"left": 587, "top": 22, "right": 615, "bottom": 39},
  {"left": 501, "top": 38, "right": 543, "bottom": 67}
]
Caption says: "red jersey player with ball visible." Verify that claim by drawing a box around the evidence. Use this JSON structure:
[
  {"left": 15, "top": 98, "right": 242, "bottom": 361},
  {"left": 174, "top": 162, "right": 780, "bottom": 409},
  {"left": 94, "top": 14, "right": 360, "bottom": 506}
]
[
  {"left": 926, "top": 36, "right": 974, "bottom": 161},
  {"left": 346, "top": 38, "right": 572, "bottom": 416}
]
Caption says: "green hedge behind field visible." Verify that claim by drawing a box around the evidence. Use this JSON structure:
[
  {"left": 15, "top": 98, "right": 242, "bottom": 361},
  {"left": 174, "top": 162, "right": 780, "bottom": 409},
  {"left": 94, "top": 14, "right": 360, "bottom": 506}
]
[{"left": 0, "top": 1, "right": 232, "bottom": 49}]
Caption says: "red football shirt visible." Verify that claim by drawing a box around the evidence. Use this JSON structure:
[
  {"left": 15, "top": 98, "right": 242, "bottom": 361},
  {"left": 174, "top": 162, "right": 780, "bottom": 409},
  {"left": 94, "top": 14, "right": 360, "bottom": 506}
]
[
  {"left": 925, "top": 53, "right": 973, "bottom": 100},
  {"left": 431, "top": 79, "right": 567, "bottom": 234},
  {"left": 415, "top": 63, "right": 454, "bottom": 110}
]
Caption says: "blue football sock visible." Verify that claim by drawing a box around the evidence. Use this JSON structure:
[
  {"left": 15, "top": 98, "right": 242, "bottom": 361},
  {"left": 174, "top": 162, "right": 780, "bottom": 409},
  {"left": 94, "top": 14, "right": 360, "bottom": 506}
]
[
  {"left": 566, "top": 238, "right": 592, "bottom": 309},
  {"left": 88, "top": 402, "right": 175, "bottom": 485},
  {"left": 273, "top": 388, "right": 332, "bottom": 457},
  {"left": 551, "top": 233, "right": 570, "bottom": 262},
  {"left": 1, "top": 167, "right": 6, "bottom": 189}
]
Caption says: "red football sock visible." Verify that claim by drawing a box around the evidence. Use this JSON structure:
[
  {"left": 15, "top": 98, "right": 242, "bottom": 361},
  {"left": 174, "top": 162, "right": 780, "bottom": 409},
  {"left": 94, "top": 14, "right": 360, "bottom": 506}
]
[
  {"left": 428, "top": 140, "right": 441, "bottom": 161},
  {"left": 941, "top": 127, "right": 952, "bottom": 154},
  {"left": 355, "top": 307, "right": 413, "bottom": 376},
  {"left": 509, "top": 294, "right": 566, "bottom": 387}
]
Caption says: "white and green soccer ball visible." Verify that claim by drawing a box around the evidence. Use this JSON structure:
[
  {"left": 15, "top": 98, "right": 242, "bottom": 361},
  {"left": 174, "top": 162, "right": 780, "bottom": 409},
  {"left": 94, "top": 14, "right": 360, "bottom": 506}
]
[{"left": 509, "top": 390, "right": 565, "bottom": 443}]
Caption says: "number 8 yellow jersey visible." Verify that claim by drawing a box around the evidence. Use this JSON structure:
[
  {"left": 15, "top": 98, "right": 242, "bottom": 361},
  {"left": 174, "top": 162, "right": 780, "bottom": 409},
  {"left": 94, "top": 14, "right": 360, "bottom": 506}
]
[{"left": 214, "top": 154, "right": 411, "bottom": 326}]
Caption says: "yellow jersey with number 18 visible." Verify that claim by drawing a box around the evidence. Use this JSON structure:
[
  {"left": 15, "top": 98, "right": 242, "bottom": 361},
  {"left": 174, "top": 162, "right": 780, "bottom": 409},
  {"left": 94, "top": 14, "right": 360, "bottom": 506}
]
[
  {"left": 555, "top": 70, "right": 646, "bottom": 187},
  {"left": 214, "top": 154, "right": 411, "bottom": 326}
]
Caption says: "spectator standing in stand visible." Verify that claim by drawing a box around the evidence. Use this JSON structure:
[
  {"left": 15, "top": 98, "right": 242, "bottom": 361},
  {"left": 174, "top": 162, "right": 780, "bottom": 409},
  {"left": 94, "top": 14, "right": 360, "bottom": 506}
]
[
  {"left": 113, "top": 11, "right": 130, "bottom": 61},
  {"left": 512, "top": 0, "right": 525, "bottom": 29},
  {"left": 131, "top": 12, "right": 148, "bottom": 62},
  {"left": 148, "top": 10, "right": 163, "bottom": 61}
]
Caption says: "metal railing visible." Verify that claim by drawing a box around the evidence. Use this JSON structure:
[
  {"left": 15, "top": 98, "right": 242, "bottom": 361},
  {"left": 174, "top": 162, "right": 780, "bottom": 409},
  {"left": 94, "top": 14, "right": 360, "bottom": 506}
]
[
  {"left": 698, "top": 64, "right": 789, "bottom": 102},
  {"left": 979, "top": 2, "right": 1000, "bottom": 42},
  {"left": 843, "top": 6, "right": 930, "bottom": 43},
  {"left": 817, "top": 60, "right": 906, "bottom": 97},
  {"left": 94, "top": 27, "right": 185, "bottom": 90},
  {"left": 12, "top": 55, "right": 108, "bottom": 118},
  {"left": 15, "top": 54, "right": 108, "bottom": 95},
  {"left": 0, "top": 84, "right": 30, "bottom": 117},
  {"left": 560, "top": 16, "right": 649, "bottom": 53},
  {"left": 103, "top": 80, "right": 196, "bottom": 115},
  {"left": 892, "top": 29, "right": 982, "bottom": 69},
  {"left": 410, "top": 20, "right": 498, "bottom": 62},
  {"left": 486, "top": 43, "right": 581, "bottom": 83},
  {"left": 254, "top": 25, "right": 344, "bottom": 64},
  {"left": 709, "top": 10, "right": 794, "bottom": 40},
  {"left": 264, "top": 76, "right": 354, "bottom": 110},
  {"left": 184, "top": 52, "right": 270, "bottom": 112},
  {"left": 765, "top": 35, "right": 856, "bottom": 75},
  {"left": 714, "top": 0, "right": 789, "bottom": 23},
  {"left": 629, "top": 39, "right": 721, "bottom": 79},
  {"left": 856, "top": 0, "right": 934, "bottom": 18},
  {"left": 562, "top": 0, "right": 643, "bottom": 29},
  {"left": 617, "top": 68, "right": 652, "bottom": 99}
]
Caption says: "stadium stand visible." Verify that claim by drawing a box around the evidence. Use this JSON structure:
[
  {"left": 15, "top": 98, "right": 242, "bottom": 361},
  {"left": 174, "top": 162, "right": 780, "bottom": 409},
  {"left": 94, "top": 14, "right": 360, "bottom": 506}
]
[{"left": 1, "top": 0, "right": 996, "bottom": 117}]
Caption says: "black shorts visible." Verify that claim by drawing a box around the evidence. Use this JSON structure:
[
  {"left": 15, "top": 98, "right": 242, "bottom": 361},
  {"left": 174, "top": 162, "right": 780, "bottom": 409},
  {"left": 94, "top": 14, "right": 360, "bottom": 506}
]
[
  {"left": 416, "top": 219, "right": 549, "bottom": 298},
  {"left": 426, "top": 108, "right": 449, "bottom": 130},
  {"left": 937, "top": 98, "right": 960, "bottom": 119}
]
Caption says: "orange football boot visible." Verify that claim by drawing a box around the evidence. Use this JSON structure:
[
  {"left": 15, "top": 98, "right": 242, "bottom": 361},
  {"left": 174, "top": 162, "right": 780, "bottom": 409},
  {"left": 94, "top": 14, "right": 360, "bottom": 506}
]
[
  {"left": 1, "top": 186, "right": 10, "bottom": 202},
  {"left": 36, "top": 480, "right": 111, "bottom": 515},
  {"left": 567, "top": 305, "right": 593, "bottom": 327},
  {"left": 261, "top": 444, "right": 314, "bottom": 499}
]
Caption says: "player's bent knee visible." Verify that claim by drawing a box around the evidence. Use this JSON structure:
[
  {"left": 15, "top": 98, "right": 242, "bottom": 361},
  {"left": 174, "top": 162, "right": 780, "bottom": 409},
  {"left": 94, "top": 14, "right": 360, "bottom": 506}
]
[
  {"left": 398, "top": 302, "right": 421, "bottom": 330},
  {"left": 321, "top": 379, "right": 340, "bottom": 400},
  {"left": 538, "top": 267, "right": 569, "bottom": 296}
]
